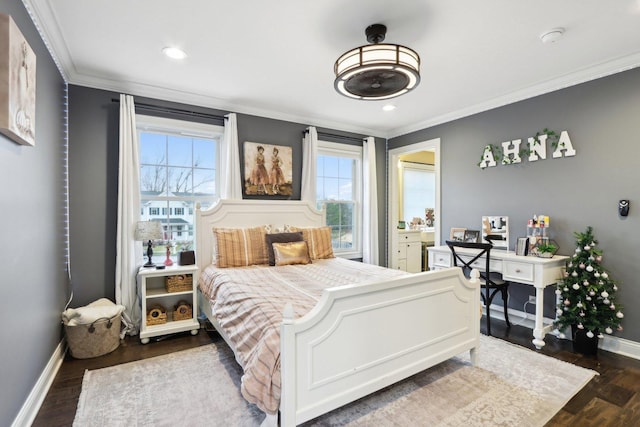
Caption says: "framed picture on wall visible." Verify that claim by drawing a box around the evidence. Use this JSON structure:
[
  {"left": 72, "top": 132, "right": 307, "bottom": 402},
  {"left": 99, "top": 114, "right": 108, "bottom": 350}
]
[
  {"left": 0, "top": 14, "right": 36, "bottom": 146},
  {"left": 243, "top": 141, "right": 293, "bottom": 197},
  {"left": 450, "top": 227, "right": 466, "bottom": 242}
]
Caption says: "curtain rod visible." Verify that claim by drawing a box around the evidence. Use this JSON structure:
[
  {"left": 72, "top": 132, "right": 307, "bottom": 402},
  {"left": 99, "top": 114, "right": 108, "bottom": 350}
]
[
  {"left": 111, "top": 98, "right": 225, "bottom": 122},
  {"left": 305, "top": 129, "right": 365, "bottom": 144}
]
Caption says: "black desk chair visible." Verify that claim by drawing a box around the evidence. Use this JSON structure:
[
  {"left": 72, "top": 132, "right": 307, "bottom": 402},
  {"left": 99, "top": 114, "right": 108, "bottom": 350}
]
[{"left": 445, "top": 240, "right": 511, "bottom": 336}]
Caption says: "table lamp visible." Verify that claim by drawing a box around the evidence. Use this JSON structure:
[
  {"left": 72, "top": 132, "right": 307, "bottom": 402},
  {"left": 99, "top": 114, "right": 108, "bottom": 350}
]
[{"left": 135, "top": 221, "right": 163, "bottom": 267}]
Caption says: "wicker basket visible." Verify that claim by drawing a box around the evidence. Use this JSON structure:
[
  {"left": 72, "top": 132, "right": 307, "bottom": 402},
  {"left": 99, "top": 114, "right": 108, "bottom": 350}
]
[
  {"left": 146, "top": 304, "right": 167, "bottom": 325},
  {"left": 165, "top": 274, "right": 193, "bottom": 293},
  {"left": 65, "top": 315, "right": 121, "bottom": 359},
  {"left": 173, "top": 300, "right": 193, "bottom": 321}
]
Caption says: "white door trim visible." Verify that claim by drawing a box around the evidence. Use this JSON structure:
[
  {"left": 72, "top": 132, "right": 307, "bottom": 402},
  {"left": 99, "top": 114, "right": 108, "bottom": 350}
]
[{"left": 387, "top": 138, "right": 441, "bottom": 267}]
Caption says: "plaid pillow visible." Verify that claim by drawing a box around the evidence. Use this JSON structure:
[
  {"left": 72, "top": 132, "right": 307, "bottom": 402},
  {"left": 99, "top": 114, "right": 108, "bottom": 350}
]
[
  {"left": 213, "top": 226, "right": 269, "bottom": 267},
  {"left": 286, "top": 226, "right": 334, "bottom": 260}
]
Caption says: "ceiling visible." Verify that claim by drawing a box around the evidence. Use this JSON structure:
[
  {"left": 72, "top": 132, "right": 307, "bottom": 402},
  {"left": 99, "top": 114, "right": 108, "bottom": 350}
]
[{"left": 24, "top": 0, "right": 640, "bottom": 138}]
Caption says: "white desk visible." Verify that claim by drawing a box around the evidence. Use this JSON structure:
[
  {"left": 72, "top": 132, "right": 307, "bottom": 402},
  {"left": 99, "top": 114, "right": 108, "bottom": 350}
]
[{"left": 428, "top": 245, "right": 569, "bottom": 349}]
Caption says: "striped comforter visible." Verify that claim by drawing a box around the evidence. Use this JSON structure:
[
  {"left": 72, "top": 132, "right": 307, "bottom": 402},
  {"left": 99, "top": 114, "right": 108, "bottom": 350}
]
[{"left": 198, "top": 257, "right": 407, "bottom": 415}]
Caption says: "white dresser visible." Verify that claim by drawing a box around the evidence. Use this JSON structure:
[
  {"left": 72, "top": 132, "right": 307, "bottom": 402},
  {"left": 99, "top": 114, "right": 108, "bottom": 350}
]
[{"left": 392, "top": 230, "right": 422, "bottom": 273}]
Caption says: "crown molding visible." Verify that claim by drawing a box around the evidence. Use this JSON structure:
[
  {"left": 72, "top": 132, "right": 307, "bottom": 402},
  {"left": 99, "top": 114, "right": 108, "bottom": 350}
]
[
  {"left": 388, "top": 52, "right": 640, "bottom": 139},
  {"left": 23, "top": 0, "right": 640, "bottom": 141}
]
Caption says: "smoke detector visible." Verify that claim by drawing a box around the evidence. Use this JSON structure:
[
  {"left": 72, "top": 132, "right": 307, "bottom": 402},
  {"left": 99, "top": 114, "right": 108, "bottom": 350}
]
[{"left": 540, "top": 28, "right": 564, "bottom": 44}]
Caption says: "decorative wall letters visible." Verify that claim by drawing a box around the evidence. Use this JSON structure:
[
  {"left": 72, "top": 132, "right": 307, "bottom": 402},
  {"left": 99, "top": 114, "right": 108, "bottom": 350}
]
[{"left": 479, "top": 130, "right": 576, "bottom": 169}]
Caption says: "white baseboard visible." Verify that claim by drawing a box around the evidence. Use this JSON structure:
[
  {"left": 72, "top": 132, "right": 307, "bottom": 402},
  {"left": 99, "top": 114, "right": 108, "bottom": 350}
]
[
  {"left": 599, "top": 335, "right": 640, "bottom": 359},
  {"left": 487, "top": 305, "right": 640, "bottom": 360},
  {"left": 11, "top": 340, "right": 67, "bottom": 427}
]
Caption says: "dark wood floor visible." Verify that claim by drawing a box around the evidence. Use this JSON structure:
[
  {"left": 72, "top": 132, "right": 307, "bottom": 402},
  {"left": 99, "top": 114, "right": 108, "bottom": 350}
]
[{"left": 32, "top": 319, "right": 640, "bottom": 427}]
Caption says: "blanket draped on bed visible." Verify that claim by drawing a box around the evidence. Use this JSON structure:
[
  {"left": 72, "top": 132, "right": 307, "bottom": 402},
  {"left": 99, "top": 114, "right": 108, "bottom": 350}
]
[{"left": 198, "top": 258, "right": 407, "bottom": 415}]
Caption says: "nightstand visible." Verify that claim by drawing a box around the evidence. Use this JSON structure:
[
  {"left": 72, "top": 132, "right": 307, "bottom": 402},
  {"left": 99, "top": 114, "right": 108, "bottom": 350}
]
[{"left": 138, "top": 264, "right": 200, "bottom": 344}]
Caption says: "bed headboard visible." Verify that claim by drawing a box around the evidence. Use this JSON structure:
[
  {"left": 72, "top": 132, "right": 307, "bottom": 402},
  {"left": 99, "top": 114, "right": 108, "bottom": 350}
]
[{"left": 195, "top": 199, "right": 325, "bottom": 271}]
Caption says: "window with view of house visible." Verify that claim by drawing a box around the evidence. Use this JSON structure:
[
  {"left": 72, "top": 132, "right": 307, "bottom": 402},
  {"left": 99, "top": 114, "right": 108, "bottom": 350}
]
[
  {"left": 137, "top": 115, "right": 223, "bottom": 260},
  {"left": 316, "top": 141, "right": 362, "bottom": 258}
]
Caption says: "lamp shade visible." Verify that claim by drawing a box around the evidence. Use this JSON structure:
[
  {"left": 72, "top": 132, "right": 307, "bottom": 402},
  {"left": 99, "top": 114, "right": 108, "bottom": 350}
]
[{"left": 134, "top": 221, "right": 163, "bottom": 241}]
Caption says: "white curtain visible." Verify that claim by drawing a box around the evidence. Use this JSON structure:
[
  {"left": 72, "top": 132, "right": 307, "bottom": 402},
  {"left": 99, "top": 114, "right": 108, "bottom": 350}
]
[
  {"left": 115, "top": 94, "right": 142, "bottom": 335},
  {"left": 300, "top": 126, "right": 318, "bottom": 203},
  {"left": 220, "top": 113, "right": 242, "bottom": 199},
  {"left": 362, "top": 136, "right": 379, "bottom": 265}
]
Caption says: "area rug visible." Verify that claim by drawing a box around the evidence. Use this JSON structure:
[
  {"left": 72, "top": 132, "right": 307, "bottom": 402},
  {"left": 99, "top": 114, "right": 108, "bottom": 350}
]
[{"left": 73, "top": 335, "right": 596, "bottom": 426}]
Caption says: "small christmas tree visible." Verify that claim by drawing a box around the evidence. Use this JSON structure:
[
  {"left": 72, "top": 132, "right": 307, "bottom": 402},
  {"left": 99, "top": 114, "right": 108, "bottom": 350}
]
[{"left": 555, "top": 226, "right": 624, "bottom": 339}]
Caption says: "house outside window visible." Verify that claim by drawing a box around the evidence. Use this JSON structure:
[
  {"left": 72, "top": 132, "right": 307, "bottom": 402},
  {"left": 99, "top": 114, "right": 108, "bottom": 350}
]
[
  {"left": 137, "top": 115, "right": 223, "bottom": 259},
  {"left": 316, "top": 140, "right": 362, "bottom": 258}
]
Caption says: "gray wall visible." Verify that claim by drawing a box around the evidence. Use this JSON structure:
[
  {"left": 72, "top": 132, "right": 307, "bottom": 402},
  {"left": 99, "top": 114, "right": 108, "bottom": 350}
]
[
  {"left": 0, "top": 2, "right": 67, "bottom": 425},
  {"left": 389, "top": 68, "right": 640, "bottom": 341},
  {"left": 68, "top": 86, "right": 387, "bottom": 307}
]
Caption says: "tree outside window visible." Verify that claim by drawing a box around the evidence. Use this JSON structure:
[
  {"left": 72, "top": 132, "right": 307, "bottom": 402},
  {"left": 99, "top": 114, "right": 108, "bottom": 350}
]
[
  {"left": 137, "top": 115, "right": 222, "bottom": 260},
  {"left": 316, "top": 141, "right": 362, "bottom": 257}
]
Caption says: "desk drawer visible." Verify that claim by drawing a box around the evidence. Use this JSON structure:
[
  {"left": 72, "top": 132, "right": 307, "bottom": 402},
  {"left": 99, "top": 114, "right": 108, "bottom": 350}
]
[
  {"left": 503, "top": 261, "right": 534, "bottom": 282},
  {"left": 432, "top": 252, "right": 451, "bottom": 268},
  {"left": 463, "top": 256, "right": 501, "bottom": 272}
]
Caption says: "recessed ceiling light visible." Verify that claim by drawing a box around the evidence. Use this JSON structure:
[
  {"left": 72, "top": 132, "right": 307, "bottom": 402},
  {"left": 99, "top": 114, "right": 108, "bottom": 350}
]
[
  {"left": 162, "top": 47, "right": 187, "bottom": 59},
  {"left": 382, "top": 104, "right": 396, "bottom": 111},
  {"left": 540, "top": 28, "right": 564, "bottom": 44}
]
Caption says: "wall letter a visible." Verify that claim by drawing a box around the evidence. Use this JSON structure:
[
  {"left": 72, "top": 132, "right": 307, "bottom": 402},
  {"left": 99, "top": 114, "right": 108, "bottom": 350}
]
[
  {"left": 552, "top": 131, "right": 577, "bottom": 158},
  {"left": 479, "top": 145, "right": 497, "bottom": 168}
]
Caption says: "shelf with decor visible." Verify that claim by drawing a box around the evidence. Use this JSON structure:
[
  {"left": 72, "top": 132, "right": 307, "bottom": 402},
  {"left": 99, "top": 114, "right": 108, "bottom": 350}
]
[
  {"left": 138, "top": 264, "right": 199, "bottom": 344},
  {"left": 522, "top": 214, "right": 558, "bottom": 257}
]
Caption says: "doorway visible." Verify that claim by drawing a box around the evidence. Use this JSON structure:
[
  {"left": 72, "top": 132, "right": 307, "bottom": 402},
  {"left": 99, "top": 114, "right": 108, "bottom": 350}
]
[{"left": 387, "top": 138, "right": 441, "bottom": 268}]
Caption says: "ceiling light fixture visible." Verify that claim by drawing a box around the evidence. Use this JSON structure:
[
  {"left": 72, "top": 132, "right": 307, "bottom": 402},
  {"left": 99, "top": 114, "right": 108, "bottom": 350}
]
[
  {"left": 334, "top": 24, "right": 420, "bottom": 100},
  {"left": 540, "top": 28, "right": 565, "bottom": 44},
  {"left": 162, "top": 46, "right": 187, "bottom": 59}
]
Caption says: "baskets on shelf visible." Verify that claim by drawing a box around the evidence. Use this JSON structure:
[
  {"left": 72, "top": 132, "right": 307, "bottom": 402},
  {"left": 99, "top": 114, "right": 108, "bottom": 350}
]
[
  {"left": 173, "top": 300, "right": 193, "bottom": 321},
  {"left": 147, "top": 304, "right": 167, "bottom": 325},
  {"left": 165, "top": 274, "right": 193, "bottom": 293}
]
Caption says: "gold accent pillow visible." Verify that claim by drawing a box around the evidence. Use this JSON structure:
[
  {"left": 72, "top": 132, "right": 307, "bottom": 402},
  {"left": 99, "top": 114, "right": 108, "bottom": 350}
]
[
  {"left": 286, "top": 226, "right": 335, "bottom": 260},
  {"left": 265, "top": 232, "right": 304, "bottom": 266},
  {"left": 213, "top": 226, "right": 269, "bottom": 267},
  {"left": 272, "top": 241, "right": 311, "bottom": 266}
]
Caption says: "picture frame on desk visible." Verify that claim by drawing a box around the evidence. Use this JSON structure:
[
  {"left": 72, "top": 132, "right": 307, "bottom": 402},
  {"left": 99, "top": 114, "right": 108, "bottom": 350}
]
[
  {"left": 450, "top": 227, "right": 466, "bottom": 242},
  {"left": 463, "top": 230, "right": 480, "bottom": 243},
  {"left": 516, "top": 237, "right": 529, "bottom": 256}
]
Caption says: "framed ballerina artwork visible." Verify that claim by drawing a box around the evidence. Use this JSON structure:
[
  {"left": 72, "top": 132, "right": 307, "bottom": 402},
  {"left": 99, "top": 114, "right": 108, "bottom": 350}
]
[{"left": 243, "top": 141, "right": 292, "bottom": 197}]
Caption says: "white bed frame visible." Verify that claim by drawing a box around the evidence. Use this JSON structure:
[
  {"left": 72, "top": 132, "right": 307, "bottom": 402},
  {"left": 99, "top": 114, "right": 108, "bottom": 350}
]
[{"left": 196, "top": 199, "right": 480, "bottom": 427}]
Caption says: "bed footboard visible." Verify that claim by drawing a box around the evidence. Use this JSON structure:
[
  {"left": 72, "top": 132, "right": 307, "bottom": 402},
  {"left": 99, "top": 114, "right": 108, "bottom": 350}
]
[{"left": 280, "top": 267, "right": 480, "bottom": 426}]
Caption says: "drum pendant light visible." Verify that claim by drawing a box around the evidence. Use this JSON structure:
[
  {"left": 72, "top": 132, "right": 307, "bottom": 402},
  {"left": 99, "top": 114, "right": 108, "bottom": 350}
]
[{"left": 334, "top": 24, "right": 420, "bottom": 100}]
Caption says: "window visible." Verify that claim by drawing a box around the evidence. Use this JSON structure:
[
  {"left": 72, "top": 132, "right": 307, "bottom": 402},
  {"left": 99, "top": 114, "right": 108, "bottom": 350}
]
[
  {"left": 316, "top": 141, "right": 362, "bottom": 258},
  {"left": 137, "top": 115, "right": 223, "bottom": 258},
  {"left": 400, "top": 162, "right": 435, "bottom": 226}
]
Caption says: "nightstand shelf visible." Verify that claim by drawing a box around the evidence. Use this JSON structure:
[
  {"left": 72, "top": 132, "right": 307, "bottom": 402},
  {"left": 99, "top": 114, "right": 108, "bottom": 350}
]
[{"left": 138, "top": 264, "right": 200, "bottom": 344}]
